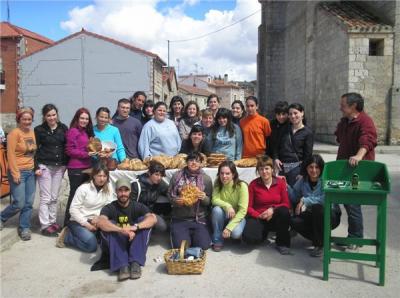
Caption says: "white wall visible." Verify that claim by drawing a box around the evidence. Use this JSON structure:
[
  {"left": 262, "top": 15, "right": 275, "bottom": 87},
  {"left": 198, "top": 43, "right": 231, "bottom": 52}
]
[{"left": 19, "top": 33, "right": 151, "bottom": 127}]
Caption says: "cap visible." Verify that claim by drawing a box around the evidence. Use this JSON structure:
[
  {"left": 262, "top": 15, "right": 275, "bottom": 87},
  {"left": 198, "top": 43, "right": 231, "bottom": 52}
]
[{"left": 115, "top": 178, "right": 131, "bottom": 191}]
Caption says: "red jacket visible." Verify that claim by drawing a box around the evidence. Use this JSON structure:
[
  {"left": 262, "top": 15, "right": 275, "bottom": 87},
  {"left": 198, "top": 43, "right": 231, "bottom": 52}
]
[
  {"left": 247, "top": 177, "right": 290, "bottom": 218},
  {"left": 335, "top": 112, "right": 377, "bottom": 161}
]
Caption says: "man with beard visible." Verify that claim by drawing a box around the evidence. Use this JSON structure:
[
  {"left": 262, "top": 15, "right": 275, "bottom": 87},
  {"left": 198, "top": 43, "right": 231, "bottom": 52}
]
[{"left": 96, "top": 178, "right": 157, "bottom": 281}]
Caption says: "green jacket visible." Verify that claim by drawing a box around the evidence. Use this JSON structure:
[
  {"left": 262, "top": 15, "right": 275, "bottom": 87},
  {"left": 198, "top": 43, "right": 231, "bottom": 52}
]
[{"left": 212, "top": 181, "right": 248, "bottom": 231}]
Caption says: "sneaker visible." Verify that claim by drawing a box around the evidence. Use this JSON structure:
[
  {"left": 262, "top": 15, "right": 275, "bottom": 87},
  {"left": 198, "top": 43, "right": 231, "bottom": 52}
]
[
  {"left": 56, "top": 227, "right": 68, "bottom": 248},
  {"left": 310, "top": 246, "right": 323, "bottom": 257},
  {"left": 130, "top": 262, "right": 142, "bottom": 280},
  {"left": 212, "top": 243, "right": 223, "bottom": 252},
  {"left": 20, "top": 229, "right": 31, "bottom": 241},
  {"left": 276, "top": 245, "right": 291, "bottom": 255},
  {"left": 42, "top": 226, "right": 59, "bottom": 237},
  {"left": 118, "top": 265, "right": 130, "bottom": 281}
]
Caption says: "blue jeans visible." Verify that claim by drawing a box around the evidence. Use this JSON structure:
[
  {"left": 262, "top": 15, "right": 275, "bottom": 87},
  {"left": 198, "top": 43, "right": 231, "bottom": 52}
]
[
  {"left": 343, "top": 204, "right": 363, "bottom": 238},
  {"left": 211, "top": 206, "right": 246, "bottom": 245},
  {"left": 1, "top": 170, "right": 36, "bottom": 231},
  {"left": 64, "top": 221, "right": 98, "bottom": 253}
]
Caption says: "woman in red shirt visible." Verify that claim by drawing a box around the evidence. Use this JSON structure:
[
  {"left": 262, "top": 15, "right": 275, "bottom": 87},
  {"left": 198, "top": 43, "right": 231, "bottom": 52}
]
[{"left": 242, "top": 156, "right": 291, "bottom": 255}]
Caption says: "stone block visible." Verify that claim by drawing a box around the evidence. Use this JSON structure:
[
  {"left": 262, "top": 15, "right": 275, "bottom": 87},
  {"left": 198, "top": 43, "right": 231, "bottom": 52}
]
[
  {"left": 349, "top": 76, "right": 359, "bottom": 83},
  {"left": 349, "top": 62, "right": 364, "bottom": 69},
  {"left": 355, "top": 55, "right": 367, "bottom": 62}
]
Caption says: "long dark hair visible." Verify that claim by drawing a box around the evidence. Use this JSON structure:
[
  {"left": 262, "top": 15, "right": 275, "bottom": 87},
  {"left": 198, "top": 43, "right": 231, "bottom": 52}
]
[
  {"left": 90, "top": 163, "right": 110, "bottom": 194},
  {"left": 214, "top": 160, "right": 244, "bottom": 191},
  {"left": 169, "top": 96, "right": 184, "bottom": 116},
  {"left": 69, "top": 107, "right": 94, "bottom": 137},
  {"left": 211, "top": 108, "right": 235, "bottom": 140},
  {"left": 231, "top": 100, "right": 245, "bottom": 118},
  {"left": 41, "top": 104, "right": 59, "bottom": 124},
  {"left": 186, "top": 125, "right": 205, "bottom": 152},
  {"left": 288, "top": 103, "right": 307, "bottom": 125},
  {"left": 301, "top": 154, "right": 324, "bottom": 179}
]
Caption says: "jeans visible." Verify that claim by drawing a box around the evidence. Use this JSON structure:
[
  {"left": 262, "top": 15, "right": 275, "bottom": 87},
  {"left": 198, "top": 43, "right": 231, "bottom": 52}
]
[
  {"left": 211, "top": 206, "right": 246, "bottom": 245},
  {"left": 37, "top": 164, "right": 66, "bottom": 230},
  {"left": 1, "top": 170, "right": 36, "bottom": 231},
  {"left": 343, "top": 204, "right": 363, "bottom": 238},
  {"left": 64, "top": 221, "right": 98, "bottom": 253}
]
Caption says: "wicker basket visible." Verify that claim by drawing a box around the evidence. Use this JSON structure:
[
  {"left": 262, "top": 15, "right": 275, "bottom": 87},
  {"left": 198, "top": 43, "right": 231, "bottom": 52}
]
[{"left": 164, "top": 240, "right": 206, "bottom": 275}]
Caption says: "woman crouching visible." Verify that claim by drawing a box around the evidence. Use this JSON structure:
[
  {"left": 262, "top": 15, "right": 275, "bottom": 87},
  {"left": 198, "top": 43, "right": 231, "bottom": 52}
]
[
  {"left": 211, "top": 161, "right": 248, "bottom": 252},
  {"left": 242, "top": 156, "right": 291, "bottom": 255},
  {"left": 168, "top": 152, "right": 213, "bottom": 249},
  {"left": 56, "top": 164, "right": 115, "bottom": 252},
  {"left": 289, "top": 154, "right": 341, "bottom": 257}
]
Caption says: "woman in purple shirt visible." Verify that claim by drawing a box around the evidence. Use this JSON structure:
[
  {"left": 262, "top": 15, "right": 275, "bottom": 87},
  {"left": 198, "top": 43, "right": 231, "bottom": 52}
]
[{"left": 64, "top": 108, "right": 95, "bottom": 226}]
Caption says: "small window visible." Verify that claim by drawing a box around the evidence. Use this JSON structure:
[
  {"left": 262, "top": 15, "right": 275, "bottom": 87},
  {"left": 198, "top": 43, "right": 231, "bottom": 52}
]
[{"left": 369, "top": 39, "right": 384, "bottom": 56}]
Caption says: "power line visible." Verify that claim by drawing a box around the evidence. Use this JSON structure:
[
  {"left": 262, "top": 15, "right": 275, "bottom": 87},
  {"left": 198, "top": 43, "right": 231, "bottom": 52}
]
[{"left": 169, "top": 9, "right": 261, "bottom": 43}]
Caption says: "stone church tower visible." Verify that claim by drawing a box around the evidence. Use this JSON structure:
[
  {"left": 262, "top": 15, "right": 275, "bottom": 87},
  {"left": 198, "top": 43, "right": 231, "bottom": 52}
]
[{"left": 257, "top": 0, "right": 400, "bottom": 144}]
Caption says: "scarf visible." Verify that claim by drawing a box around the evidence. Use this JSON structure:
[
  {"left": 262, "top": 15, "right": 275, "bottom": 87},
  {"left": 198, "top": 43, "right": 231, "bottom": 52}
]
[{"left": 171, "top": 167, "right": 205, "bottom": 198}]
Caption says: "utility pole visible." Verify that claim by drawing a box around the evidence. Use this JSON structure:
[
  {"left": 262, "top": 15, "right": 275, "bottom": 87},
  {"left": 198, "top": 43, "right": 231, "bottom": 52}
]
[
  {"left": 167, "top": 40, "right": 170, "bottom": 72},
  {"left": 176, "top": 58, "right": 180, "bottom": 77},
  {"left": 193, "top": 63, "right": 198, "bottom": 87},
  {"left": 6, "top": 0, "right": 10, "bottom": 22}
]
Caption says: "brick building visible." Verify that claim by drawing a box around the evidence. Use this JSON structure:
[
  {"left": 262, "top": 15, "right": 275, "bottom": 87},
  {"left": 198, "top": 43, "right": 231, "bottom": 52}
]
[
  {"left": 178, "top": 83, "right": 212, "bottom": 109},
  {"left": 258, "top": 0, "right": 400, "bottom": 144},
  {"left": 0, "top": 22, "right": 53, "bottom": 132}
]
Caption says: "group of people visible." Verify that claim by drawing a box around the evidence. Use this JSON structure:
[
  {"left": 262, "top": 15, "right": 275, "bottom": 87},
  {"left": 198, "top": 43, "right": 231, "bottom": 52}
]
[{"left": 0, "top": 91, "right": 377, "bottom": 281}]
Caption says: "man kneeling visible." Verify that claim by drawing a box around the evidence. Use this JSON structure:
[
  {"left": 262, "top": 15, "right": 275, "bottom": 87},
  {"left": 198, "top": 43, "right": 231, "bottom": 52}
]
[{"left": 96, "top": 178, "right": 157, "bottom": 281}]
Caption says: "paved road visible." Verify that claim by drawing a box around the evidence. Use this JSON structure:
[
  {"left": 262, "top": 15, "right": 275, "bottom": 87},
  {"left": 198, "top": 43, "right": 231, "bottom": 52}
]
[{"left": 1, "top": 153, "right": 399, "bottom": 297}]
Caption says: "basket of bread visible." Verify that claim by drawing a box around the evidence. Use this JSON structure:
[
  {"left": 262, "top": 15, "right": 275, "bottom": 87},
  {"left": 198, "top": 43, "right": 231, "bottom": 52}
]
[{"left": 87, "top": 138, "right": 116, "bottom": 155}]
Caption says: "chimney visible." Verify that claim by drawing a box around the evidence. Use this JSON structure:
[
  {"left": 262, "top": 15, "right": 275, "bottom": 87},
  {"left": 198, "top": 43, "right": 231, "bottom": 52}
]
[{"left": 224, "top": 74, "right": 228, "bottom": 84}]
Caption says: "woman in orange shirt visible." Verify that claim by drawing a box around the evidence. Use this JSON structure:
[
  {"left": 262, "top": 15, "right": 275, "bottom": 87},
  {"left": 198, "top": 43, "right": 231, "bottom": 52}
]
[
  {"left": 240, "top": 96, "right": 271, "bottom": 158},
  {"left": 0, "top": 107, "right": 37, "bottom": 241}
]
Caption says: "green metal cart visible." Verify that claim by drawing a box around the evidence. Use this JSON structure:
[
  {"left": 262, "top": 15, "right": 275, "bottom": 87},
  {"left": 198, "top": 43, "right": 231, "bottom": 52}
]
[{"left": 322, "top": 160, "right": 391, "bottom": 286}]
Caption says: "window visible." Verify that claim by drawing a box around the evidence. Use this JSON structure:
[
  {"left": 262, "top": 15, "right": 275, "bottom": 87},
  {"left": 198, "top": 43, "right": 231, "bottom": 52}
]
[
  {"left": 369, "top": 39, "right": 384, "bottom": 56},
  {"left": 0, "top": 70, "right": 5, "bottom": 91}
]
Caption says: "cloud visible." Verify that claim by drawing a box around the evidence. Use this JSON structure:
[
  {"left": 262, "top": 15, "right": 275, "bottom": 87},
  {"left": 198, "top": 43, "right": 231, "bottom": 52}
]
[{"left": 60, "top": 0, "right": 260, "bottom": 81}]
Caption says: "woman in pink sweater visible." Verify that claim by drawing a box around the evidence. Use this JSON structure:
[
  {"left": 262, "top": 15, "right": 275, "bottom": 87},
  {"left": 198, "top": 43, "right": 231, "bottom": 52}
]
[{"left": 64, "top": 108, "right": 95, "bottom": 226}]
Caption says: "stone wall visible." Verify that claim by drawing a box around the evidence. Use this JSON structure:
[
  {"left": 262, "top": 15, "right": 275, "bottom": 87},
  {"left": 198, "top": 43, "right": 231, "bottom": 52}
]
[
  {"left": 313, "top": 5, "right": 349, "bottom": 143},
  {"left": 0, "top": 113, "right": 16, "bottom": 133},
  {"left": 348, "top": 33, "right": 393, "bottom": 144},
  {"left": 258, "top": 0, "right": 400, "bottom": 144}
]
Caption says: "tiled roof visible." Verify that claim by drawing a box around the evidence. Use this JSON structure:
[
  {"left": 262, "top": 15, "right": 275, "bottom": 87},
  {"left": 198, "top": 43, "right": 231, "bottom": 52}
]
[
  {"left": 19, "top": 29, "right": 166, "bottom": 64},
  {"left": 320, "top": 2, "right": 392, "bottom": 31},
  {"left": 0, "top": 22, "right": 53, "bottom": 44},
  {"left": 179, "top": 83, "right": 212, "bottom": 97},
  {"left": 202, "top": 78, "right": 240, "bottom": 89}
]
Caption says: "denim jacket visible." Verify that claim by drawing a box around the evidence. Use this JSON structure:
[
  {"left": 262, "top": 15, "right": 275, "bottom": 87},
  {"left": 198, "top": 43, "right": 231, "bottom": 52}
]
[{"left": 288, "top": 177, "right": 324, "bottom": 208}]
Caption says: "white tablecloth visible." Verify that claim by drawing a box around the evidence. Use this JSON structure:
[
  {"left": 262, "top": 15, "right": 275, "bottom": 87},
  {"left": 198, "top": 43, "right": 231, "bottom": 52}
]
[{"left": 110, "top": 167, "right": 258, "bottom": 186}]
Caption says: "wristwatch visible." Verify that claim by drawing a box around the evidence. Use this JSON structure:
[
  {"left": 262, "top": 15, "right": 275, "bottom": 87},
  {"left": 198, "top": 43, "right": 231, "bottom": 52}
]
[{"left": 133, "top": 223, "right": 140, "bottom": 231}]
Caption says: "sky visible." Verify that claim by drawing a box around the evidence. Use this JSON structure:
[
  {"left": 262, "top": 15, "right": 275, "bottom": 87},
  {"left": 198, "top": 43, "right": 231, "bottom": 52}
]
[{"left": 1, "top": 0, "right": 261, "bottom": 81}]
